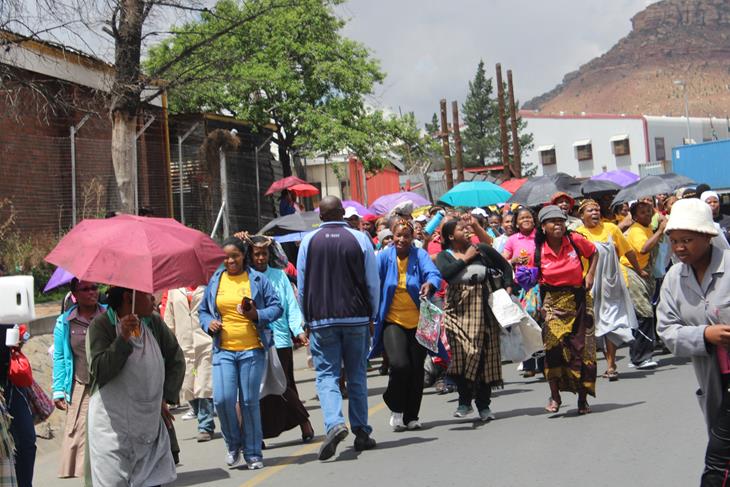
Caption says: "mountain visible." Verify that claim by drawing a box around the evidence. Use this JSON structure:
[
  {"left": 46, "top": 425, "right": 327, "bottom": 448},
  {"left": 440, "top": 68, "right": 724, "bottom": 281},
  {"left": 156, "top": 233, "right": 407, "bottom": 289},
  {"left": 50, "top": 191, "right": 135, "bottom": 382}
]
[{"left": 524, "top": 0, "right": 730, "bottom": 117}]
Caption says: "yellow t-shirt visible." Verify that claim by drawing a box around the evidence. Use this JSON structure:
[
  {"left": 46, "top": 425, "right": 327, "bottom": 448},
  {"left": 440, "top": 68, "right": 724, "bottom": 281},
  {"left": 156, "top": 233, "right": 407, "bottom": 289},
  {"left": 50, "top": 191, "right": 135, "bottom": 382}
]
[
  {"left": 216, "top": 272, "right": 261, "bottom": 351},
  {"left": 577, "top": 222, "right": 632, "bottom": 284},
  {"left": 620, "top": 223, "right": 653, "bottom": 270},
  {"left": 576, "top": 222, "right": 631, "bottom": 257},
  {"left": 385, "top": 257, "right": 420, "bottom": 329}
]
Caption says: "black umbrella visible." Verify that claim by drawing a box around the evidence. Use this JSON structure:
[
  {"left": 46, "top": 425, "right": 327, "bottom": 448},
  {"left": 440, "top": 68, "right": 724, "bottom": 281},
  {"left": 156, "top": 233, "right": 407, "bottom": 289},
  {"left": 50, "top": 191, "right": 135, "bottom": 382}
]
[
  {"left": 612, "top": 175, "right": 675, "bottom": 204},
  {"left": 258, "top": 211, "right": 321, "bottom": 236},
  {"left": 507, "top": 173, "right": 582, "bottom": 207},
  {"left": 658, "top": 172, "right": 695, "bottom": 190},
  {"left": 581, "top": 178, "right": 621, "bottom": 196}
]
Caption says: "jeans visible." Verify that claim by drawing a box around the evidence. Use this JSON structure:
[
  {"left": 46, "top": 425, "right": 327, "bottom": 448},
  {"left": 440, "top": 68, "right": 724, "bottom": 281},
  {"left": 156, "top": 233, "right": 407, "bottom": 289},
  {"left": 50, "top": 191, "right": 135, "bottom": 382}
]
[
  {"left": 212, "top": 348, "right": 265, "bottom": 461},
  {"left": 191, "top": 398, "right": 215, "bottom": 434},
  {"left": 7, "top": 386, "right": 35, "bottom": 487},
  {"left": 382, "top": 323, "right": 427, "bottom": 424},
  {"left": 630, "top": 316, "right": 656, "bottom": 365},
  {"left": 310, "top": 325, "right": 371, "bottom": 435}
]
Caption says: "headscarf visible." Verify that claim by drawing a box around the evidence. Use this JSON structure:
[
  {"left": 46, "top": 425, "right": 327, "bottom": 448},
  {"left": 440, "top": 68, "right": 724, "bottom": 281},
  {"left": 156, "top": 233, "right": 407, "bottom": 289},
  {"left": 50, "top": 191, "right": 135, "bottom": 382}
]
[
  {"left": 701, "top": 191, "right": 720, "bottom": 203},
  {"left": 578, "top": 198, "right": 600, "bottom": 215},
  {"left": 550, "top": 191, "right": 575, "bottom": 210}
]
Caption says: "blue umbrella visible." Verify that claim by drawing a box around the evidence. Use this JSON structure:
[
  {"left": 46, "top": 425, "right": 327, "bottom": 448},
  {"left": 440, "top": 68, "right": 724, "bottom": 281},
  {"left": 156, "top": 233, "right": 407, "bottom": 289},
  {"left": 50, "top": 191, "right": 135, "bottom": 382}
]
[{"left": 438, "top": 181, "right": 512, "bottom": 208}]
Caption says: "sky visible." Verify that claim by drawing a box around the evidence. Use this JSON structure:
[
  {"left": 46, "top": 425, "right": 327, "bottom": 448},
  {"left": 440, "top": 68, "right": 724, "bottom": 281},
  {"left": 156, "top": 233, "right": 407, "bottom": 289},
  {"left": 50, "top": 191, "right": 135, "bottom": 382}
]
[
  {"left": 12, "top": 0, "right": 658, "bottom": 126},
  {"left": 336, "top": 0, "right": 657, "bottom": 125}
]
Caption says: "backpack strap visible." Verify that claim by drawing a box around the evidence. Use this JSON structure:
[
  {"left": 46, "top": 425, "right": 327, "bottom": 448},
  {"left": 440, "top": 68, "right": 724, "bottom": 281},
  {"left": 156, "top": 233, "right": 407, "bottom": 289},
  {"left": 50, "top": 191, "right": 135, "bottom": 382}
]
[{"left": 535, "top": 231, "right": 583, "bottom": 278}]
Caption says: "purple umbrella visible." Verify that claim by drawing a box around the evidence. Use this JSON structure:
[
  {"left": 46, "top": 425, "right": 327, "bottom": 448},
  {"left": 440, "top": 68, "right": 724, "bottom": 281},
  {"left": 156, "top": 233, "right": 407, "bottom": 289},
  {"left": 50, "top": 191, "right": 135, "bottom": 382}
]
[
  {"left": 369, "top": 192, "right": 431, "bottom": 216},
  {"left": 315, "top": 200, "right": 374, "bottom": 217},
  {"left": 43, "top": 266, "right": 75, "bottom": 293},
  {"left": 591, "top": 170, "right": 640, "bottom": 188}
]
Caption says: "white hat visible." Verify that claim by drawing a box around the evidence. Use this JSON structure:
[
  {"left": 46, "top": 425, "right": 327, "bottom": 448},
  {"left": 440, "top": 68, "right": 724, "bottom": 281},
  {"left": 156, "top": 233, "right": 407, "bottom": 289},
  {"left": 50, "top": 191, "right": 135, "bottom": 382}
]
[
  {"left": 666, "top": 198, "right": 719, "bottom": 236},
  {"left": 414, "top": 214, "right": 429, "bottom": 223},
  {"left": 701, "top": 190, "right": 720, "bottom": 202},
  {"left": 344, "top": 207, "right": 361, "bottom": 219},
  {"left": 471, "top": 208, "right": 488, "bottom": 218}
]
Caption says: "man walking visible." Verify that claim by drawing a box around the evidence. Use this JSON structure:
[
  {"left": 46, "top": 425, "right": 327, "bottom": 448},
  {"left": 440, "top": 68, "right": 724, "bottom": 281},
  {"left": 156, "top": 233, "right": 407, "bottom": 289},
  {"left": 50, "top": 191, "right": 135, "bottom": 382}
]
[{"left": 297, "top": 196, "right": 380, "bottom": 461}]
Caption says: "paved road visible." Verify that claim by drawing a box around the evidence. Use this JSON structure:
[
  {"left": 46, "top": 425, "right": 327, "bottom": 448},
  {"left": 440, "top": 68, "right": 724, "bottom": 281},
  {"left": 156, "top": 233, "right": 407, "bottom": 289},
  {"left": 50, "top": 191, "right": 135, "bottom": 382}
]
[{"left": 37, "top": 349, "right": 706, "bottom": 487}]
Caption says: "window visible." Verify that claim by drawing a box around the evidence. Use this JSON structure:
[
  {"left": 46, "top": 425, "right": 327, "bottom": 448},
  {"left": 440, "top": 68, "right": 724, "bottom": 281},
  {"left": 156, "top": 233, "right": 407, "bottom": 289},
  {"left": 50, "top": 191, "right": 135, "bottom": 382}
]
[
  {"left": 655, "top": 137, "right": 666, "bottom": 161},
  {"left": 574, "top": 140, "right": 593, "bottom": 161},
  {"left": 537, "top": 145, "right": 556, "bottom": 165},
  {"left": 610, "top": 135, "right": 630, "bottom": 156}
]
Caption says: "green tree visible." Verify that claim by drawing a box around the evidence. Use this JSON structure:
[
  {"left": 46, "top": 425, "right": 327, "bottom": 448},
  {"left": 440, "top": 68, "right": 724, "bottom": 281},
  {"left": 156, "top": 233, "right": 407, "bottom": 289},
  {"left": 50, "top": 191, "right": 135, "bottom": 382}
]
[
  {"left": 461, "top": 60, "right": 499, "bottom": 166},
  {"left": 393, "top": 112, "right": 441, "bottom": 172},
  {"left": 424, "top": 113, "right": 440, "bottom": 136},
  {"left": 145, "top": 0, "right": 390, "bottom": 175}
]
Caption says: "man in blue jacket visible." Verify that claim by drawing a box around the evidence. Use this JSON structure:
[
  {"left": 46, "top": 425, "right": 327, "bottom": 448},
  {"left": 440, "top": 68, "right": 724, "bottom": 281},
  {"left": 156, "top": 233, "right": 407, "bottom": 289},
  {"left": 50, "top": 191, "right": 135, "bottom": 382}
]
[{"left": 297, "top": 196, "right": 380, "bottom": 461}]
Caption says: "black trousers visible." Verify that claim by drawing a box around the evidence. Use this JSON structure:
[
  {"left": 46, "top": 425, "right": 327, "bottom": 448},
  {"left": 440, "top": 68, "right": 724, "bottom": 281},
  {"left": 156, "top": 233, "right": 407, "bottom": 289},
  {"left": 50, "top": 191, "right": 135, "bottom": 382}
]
[
  {"left": 452, "top": 375, "right": 492, "bottom": 411},
  {"left": 702, "top": 385, "right": 730, "bottom": 486},
  {"left": 382, "top": 323, "right": 427, "bottom": 424},
  {"left": 630, "top": 316, "right": 656, "bottom": 365}
]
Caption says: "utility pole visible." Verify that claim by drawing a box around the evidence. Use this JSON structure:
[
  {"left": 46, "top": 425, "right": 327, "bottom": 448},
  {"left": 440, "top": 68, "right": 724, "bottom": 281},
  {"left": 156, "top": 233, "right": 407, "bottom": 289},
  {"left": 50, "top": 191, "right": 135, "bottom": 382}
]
[
  {"left": 496, "top": 64, "right": 510, "bottom": 179},
  {"left": 507, "top": 70, "right": 522, "bottom": 177},
  {"left": 439, "top": 99, "right": 454, "bottom": 189},
  {"left": 451, "top": 101, "right": 465, "bottom": 183}
]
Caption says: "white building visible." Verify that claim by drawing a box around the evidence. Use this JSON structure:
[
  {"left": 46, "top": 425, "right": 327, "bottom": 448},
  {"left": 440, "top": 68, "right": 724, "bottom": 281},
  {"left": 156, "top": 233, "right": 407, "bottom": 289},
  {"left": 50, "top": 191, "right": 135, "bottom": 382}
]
[{"left": 521, "top": 112, "right": 730, "bottom": 178}]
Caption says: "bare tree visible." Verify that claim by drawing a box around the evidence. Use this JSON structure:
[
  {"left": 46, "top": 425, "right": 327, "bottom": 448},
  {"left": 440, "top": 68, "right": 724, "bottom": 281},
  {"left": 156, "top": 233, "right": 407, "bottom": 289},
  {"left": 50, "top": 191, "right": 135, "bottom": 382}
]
[{"left": 1, "top": 0, "right": 295, "bottom": 213}]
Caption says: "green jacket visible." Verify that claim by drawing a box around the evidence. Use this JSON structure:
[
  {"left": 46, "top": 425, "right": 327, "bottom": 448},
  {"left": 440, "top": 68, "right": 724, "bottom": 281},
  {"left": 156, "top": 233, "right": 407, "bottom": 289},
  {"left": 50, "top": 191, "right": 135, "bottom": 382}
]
[{"left": 86, "top": 309, "right": 186, "bottom": 405}]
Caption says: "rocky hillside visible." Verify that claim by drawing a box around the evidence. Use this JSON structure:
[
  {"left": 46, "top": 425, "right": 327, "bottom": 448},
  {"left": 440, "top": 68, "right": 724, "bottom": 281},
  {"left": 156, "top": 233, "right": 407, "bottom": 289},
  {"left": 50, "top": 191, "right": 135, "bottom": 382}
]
[{"left": 525, "top": 0, "right": 730, "bottom": 116}]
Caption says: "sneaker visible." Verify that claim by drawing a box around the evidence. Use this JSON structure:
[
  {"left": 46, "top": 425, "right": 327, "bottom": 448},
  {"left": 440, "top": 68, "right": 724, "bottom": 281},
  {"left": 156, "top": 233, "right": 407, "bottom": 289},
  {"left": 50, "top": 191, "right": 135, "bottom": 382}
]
[
  {"left": 226, "top": 449, "right": 241, "bottom": 468},
  {"left": 196, "top": 431, "right": 213, "bottom": 442},
  {"left": 453, "top": 405, "right": 474, "bottom": 418},
  {"left": 636, "top": 359, "right": 659, "bottom": 370},
  {"left": 406, "top": 420, "right": 422, "bottom": 430},
  {"left": 181, "top": 410, "right": 196, "bottom": 421},
  {"left": 389, "top": 412, "right": 406, "bottom": 432},
  {"left": 247, "top": 458, "right": 264, "bottom": 470},
  {"left": 478, "top": 407, "right": 496, "bottom": 422},
  {"left": 318, "top": 423, "right": 348, "bottom": 461},
  {"left": 353, "top": 429, "right": 376, "bottom": 452}
]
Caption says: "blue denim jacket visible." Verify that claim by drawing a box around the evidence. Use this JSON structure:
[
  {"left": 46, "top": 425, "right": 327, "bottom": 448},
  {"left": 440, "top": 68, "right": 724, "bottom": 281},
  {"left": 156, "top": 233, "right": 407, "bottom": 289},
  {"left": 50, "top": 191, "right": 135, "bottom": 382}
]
[{"left": 198, "top": 265, "right": 283, "bottom": 352}]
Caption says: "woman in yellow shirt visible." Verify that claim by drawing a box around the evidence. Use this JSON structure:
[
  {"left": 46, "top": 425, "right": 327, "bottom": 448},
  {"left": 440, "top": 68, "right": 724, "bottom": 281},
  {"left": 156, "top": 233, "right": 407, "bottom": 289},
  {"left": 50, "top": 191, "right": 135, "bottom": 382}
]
[
  {"left": 369, "top": 220, "right": 442, "bottom": 431},
  {"left": 199, "top": 236, "right": 283, "bottom": 470},
  {"left": 576, "top": 199, "right": 644, "bottom": 381}
]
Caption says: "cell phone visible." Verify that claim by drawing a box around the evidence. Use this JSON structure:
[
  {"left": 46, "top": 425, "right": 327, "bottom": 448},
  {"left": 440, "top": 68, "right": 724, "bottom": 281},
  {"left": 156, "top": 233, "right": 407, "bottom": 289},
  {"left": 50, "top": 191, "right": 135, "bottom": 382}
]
[{"left": 242, "top": 297, "right": 253, "bottom": 311}]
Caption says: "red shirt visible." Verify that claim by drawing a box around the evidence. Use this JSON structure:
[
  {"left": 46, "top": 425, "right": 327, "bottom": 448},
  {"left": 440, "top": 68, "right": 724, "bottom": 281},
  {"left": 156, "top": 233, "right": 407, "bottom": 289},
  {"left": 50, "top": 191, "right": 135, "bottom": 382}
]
[{"left": 538, "top": 233, "right": 596, "bottom": 287}]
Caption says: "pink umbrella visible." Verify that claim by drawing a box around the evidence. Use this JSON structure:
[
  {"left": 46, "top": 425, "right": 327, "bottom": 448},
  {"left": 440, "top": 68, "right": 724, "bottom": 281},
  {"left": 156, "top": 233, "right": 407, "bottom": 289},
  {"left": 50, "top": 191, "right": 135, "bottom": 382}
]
[
  {"left": 265, "top": 176, "right": 309, "bottom": 196},
  {"left": 288, "top": 183, "right": 320, "bottom": 197},
  {"left": 45, "top": 215, "right": 224, "bottom": 294}
]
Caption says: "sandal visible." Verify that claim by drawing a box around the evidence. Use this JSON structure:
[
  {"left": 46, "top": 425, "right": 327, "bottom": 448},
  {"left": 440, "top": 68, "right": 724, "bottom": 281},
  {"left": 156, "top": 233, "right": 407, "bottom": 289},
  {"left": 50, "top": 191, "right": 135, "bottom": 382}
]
[
  {"left": 606, "top": 369, "right": 619, "bottom": 382},
  {"left": 545, "top": 397, "right": 561, "bottom": 413},
  {"left": 578, "top": 400, "right": 591, "bottom": 415}
]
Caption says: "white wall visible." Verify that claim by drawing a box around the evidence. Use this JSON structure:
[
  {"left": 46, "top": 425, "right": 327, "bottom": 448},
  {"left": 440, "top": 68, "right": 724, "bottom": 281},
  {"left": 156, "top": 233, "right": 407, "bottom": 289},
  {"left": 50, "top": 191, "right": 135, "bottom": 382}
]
[
  {"left": 645, "top": 116, "right": 730, "bottom": 162},
  {"left": 523, "top": 115, "right": 647, "bottom": 178},
  {"left": 304, "top": 160, "right": 343, "bottom": 199}
]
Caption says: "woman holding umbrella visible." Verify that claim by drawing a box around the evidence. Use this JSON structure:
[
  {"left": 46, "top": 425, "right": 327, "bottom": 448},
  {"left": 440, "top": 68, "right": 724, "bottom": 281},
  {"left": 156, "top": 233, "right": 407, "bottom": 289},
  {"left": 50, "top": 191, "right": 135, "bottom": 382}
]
[
  {"left": 199, "top": 236, "right": 283, "bottom": 470},
  {"left": 535, "top": 206, "right": 598, "bottom": 414},
  {"left": 86, "top": 287, "right": 185, "bottom": 486}
]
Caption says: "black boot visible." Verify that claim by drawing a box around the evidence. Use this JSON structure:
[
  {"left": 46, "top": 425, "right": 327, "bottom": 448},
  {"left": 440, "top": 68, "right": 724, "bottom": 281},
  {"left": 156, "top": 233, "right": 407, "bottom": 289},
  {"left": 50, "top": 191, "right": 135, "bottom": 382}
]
[{"left": 353, "top": 428, "right": 376, "bottom": 452}]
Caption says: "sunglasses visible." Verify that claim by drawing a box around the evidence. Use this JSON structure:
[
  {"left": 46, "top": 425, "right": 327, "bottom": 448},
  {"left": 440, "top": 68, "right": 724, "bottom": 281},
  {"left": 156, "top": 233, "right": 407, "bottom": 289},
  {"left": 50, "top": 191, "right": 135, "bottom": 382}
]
[{"left": 77, "top": 285, "right": 99, "bottom": 292}]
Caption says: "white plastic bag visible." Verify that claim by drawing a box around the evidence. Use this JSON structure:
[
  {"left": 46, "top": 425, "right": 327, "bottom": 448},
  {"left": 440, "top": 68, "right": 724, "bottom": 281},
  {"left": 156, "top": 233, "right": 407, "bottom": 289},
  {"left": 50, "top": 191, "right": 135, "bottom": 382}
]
[
  {"left": 499, "top": 326, "right": 528, "bottom": 362},
  {"left": 488, "top": 289, "right": 525, "bottom": 328},
  {"left": 516, "top": 313, "right": 543, "bottom": 358},
  {"left": 260, "top": 345, "right": 287, "bottom": 398}
]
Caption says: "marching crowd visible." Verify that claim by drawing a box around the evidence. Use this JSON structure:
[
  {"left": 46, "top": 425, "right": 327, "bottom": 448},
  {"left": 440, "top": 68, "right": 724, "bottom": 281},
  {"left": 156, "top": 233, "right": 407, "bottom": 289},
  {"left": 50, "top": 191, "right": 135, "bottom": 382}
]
[{"left": 2, "top": 183, "right": 730, "bottom": 486}]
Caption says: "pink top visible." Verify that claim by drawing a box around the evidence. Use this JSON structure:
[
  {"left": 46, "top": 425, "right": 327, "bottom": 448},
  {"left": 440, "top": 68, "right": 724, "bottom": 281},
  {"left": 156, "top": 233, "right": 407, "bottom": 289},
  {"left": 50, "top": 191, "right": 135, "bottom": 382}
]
[
  {"left": 718, "top": 347, "right": 730, "bottom": 375},
  {"left": 503, "top": 230, "right": 537, "bottom": 266}
]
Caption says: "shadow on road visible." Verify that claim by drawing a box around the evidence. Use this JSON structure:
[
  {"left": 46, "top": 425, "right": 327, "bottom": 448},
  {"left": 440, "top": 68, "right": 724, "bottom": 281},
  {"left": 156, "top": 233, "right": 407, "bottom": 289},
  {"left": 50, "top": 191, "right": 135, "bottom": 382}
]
[
  {"left": 172, "top": 468, "right": 230, "bottom": 486},
  {"left": 334, "top": 436, "right": 438, "bottom": 461}
]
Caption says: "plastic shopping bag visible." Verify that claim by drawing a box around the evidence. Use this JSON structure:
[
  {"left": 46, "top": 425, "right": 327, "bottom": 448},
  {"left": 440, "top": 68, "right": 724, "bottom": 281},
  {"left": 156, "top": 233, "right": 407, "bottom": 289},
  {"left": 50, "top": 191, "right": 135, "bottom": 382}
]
[
  {"left": 260, "top": 345, "right": 287, "bottom": 398},
  {"left": 416, "top": 298, "right": 443, "bottom": 353},
  {"left": 488, "top": 288, "right": 525, "bottom": 328}
]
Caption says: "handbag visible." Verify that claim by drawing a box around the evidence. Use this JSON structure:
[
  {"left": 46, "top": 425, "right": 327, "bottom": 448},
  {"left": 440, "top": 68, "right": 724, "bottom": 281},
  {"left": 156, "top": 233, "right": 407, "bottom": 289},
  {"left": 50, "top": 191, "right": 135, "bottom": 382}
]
[
  {"left": 24, "top": 381, "right": 54, "bottom": 425},
  {"left": 259, "top": 346, "right": 287, "bottom": 398},
  {"left": 488, "top": 289, "right": 526, "bottom": 328},
  {"left": 8, "top": 349, "right": 33, "bottom": 388},
  {"left": 416, "top": 298, "right": 443, "bottom": 353}
]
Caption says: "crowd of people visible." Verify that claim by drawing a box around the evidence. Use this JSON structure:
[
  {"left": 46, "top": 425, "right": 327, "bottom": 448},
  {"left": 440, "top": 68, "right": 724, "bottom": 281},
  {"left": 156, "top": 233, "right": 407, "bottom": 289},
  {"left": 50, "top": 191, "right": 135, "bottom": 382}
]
[{"left": 0, "top": 181, "right": 726, "bottom": 486}]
